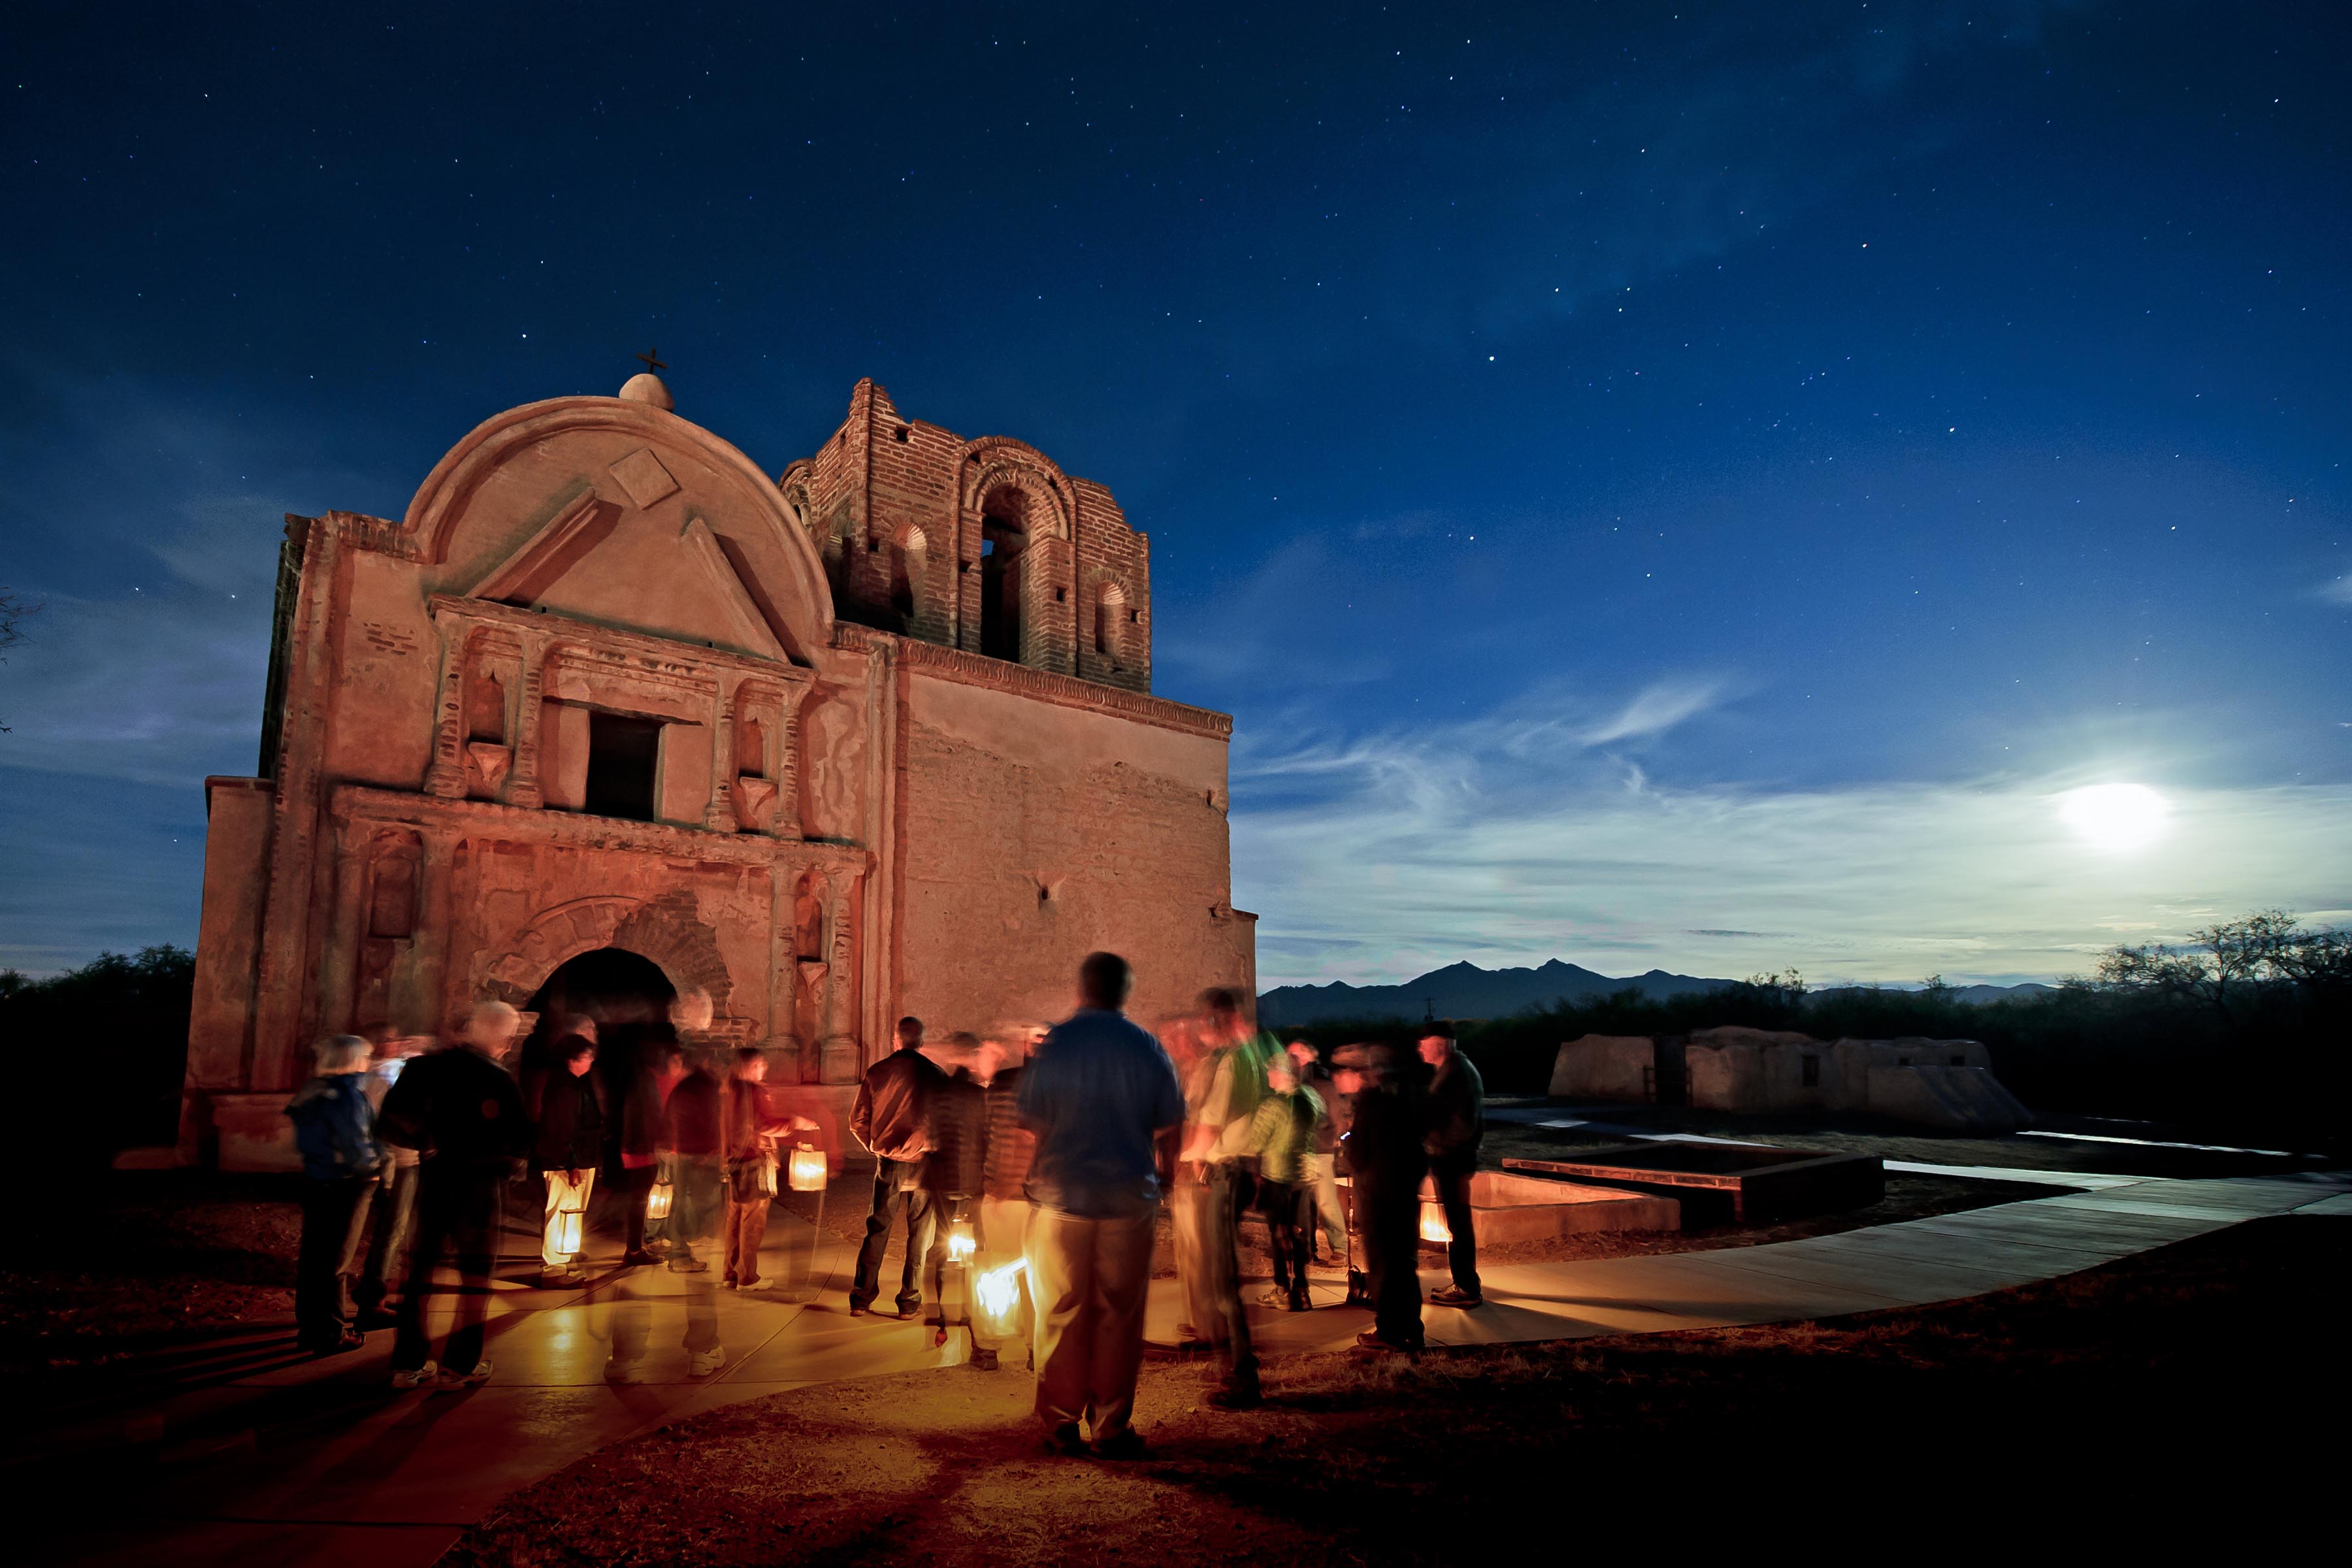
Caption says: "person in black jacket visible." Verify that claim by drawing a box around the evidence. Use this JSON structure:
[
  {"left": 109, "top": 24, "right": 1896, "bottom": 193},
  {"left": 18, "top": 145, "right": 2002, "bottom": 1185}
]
[
  {"left": 379, "top": 1000, "right": 531, "bottom": 1390},
  {"left": 527, "top": 1025, "right": 607, "bottom": 1284},
  {"left": 1333, "top": 1043, "right": 1426, "bottom": 1354},
  {"left": 848, "top": 1016, "right": 944, "bottom": 1316},
  {"left": 286, "top": 1034, "right": 383, "bottom": 1354},
  {"left": 1419, "top": 1026, "right": 1486, "bottom": 1308}
]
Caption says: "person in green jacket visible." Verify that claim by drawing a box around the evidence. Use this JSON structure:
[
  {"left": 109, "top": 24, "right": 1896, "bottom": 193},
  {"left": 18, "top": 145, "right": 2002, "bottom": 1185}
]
[{"left": 1245, "top": 1054, "right": 1325, "bottom": 1313}]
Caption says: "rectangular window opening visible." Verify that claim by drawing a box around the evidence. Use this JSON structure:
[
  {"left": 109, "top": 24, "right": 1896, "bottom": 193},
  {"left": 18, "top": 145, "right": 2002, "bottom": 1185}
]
[{"left": 583, "top": 711, "right": 662, "bottom": 822}]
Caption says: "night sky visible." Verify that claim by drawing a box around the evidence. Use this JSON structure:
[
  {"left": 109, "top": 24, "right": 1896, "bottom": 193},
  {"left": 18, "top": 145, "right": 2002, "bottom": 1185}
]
[{"left": 3, "top": 3, "right": 2346, "bottom": 985}]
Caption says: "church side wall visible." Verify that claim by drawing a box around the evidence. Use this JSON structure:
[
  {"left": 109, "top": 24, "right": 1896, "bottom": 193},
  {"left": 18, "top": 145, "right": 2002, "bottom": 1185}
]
[{"left": 893, "top": 670, "right": 1252, "bottom": 1037}]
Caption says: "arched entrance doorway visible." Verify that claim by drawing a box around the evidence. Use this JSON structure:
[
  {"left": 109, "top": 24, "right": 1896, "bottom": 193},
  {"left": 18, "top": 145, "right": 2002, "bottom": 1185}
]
[{"left": 519, "top": 946, "right": 678, "bottom": 1094}]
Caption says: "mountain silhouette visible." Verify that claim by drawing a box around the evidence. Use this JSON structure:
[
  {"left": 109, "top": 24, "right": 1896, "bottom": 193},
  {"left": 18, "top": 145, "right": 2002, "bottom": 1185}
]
[
  {"left": 1255, "top": 963, "right": 2058, "bottom": 1026},
  {"left": 1255, "top": 958, "right": 1729, "bottom": 1027}
]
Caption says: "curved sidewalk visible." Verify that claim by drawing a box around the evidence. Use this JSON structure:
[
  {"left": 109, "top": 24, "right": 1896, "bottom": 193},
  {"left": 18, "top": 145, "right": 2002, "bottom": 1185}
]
[{"left": 37, "top": 1168, "right": 2349, "bottom": 1567}]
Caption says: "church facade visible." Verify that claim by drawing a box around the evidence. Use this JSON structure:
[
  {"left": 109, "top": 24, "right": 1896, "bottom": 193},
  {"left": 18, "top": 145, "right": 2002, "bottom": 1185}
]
[{"left": 183, "top": 374, "right": 1253, "bottom": 1168}]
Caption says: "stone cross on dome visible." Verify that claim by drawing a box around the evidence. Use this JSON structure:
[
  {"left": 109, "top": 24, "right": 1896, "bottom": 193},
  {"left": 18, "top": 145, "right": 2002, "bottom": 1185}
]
[{"left": 619, "top": 348, "right": 674, "bottom": 411}]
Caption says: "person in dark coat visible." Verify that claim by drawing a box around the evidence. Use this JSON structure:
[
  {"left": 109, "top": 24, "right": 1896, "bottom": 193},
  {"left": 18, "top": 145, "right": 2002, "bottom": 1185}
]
[
  {"left": 661, "top": 1044, "right": 723, "bottom": 1275},
  {"left": 848, "top": 1016, "right": 945, "bottom": 1316},
  {"left": 1286, "top": 1039, "right": 1349, "bottom": 1267},
  {"left": 617, "top": 1036, "right": 685, "bottom": 1265},
  {"left": 1334, "top": 1043, "right": 1426, "bottom": 1353},
  {"left": 286, "top": 1034, "right": 383, "bottom": 1354},
  {"left": 1419, "top": 1026, "right": 1486, "bottom": 1307},
  {"left": 525, "top": 1026, "right": 607, "bottom": 1284},
  {"left": 919, "top": 1032, "right": 990, "bottom": 1347},
  {"left": 379, "top": 1001, "right": 531, "bottom": 1389}
]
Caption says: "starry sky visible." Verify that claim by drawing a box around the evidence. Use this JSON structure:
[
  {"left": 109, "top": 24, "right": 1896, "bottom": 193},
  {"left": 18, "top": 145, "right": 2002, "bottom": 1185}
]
[{"left": 3, "top": 3, "right": 2347, "bottom": 985}]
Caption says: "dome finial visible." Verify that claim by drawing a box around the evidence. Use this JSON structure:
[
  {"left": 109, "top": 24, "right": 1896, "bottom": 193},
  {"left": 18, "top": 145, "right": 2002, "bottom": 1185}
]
[{"left": 619, "top": 346, "right": 673, "bottom": 410}]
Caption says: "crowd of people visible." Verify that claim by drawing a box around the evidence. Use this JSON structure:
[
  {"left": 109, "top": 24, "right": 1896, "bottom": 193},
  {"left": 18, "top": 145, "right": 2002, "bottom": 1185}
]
[{"left": 282, "top": 952, "right": 1486, "bottom": 1456}]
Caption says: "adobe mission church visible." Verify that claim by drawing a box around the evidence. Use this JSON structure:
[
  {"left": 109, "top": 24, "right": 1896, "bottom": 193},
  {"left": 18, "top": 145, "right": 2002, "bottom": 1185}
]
[{"left": 183, "top": 370, "right": 1254, "bottom": 1168}]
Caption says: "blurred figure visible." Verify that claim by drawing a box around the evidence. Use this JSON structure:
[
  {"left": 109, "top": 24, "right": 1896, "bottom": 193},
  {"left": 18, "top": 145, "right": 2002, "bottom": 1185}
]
[
  {"left": 1175, "top": 987, "right": 1273, "bottom": 1409},
  {"left": 1021, "top": 953, "right": 1184, "bottom": 1460},
  {"left": 617, "top": 1037, "right": 686, "bottom": 1265},
  {"left": 1245, "top": 1053, "right": 1324, "bottom": 1313},
  {"left": 1419, "top": 1026, "right": 1486, "bottom": 1309},
  {"left": 1286, "top": 1039, "right": 1349, "bottom": 1268},
  {"left": 356, "top": 1028, "right": 425, "bottom": 1322},
  {"left": 380, "top": 1000, "right": 531, "bottom": 1390},
  {"left": 848, "top": 1016, "right": 943, "bottom": 1318},
  {"left": 972, "top": 1024, "right": 1042, "bottom": 1371},
  {"left": 661, "top": 1043, "right": 723, "bottom": 1277},
  {"left": 286, "top": 1034, "right": 382, "bottom": 1354},
  {"left": 920, "top": 1032, "right": 989, "bottom": 1348},
  {"left": 721, "top": 1046, "right": 807, "bottom": 1296},
  {"left": 527, "top": 1024, "right": 606, "bottom": 1285},
  {"left": 1334, "top": 1043, "right": 1426, "bottom": 1354}
]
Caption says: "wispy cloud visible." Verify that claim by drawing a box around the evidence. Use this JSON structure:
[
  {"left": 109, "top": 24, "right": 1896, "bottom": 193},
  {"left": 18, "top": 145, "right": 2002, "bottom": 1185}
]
[
  {"left": 1582, "top": 678, "right": 1727, "bottom": 745},
  {"left": 2318, "top": 574, "right": 2352, "bottom": 606},
  {"left": 1232, "top": 685, "right": 2352, "bottom": 990}
]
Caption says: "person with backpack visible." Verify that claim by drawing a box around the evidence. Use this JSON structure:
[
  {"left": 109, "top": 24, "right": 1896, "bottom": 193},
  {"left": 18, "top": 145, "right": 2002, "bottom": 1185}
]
[{"left": 286, "top": 1033, "right": 384, "bottom": 1354}]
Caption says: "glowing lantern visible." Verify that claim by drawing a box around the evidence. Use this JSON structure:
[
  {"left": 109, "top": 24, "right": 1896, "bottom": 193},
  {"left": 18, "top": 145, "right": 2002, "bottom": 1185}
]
[
  {"left": 975, "top": 1259, "right": 1025, "bottom": 1342},
  {"left": 787, "top": 1145, "right": 828, "bottom": 1192},
  {"left": 645, "top": 1176, "right": 675, "bottom": 1221},
  {"left": 1418, "top": 1209, "right": 1452, "bottom": 1245},
  {"left": 553, "top": 1177, "right": 590, "bottom": 1257},
  {"left": 947, "top": 1215, "right": 977, "bottom": 1264}
]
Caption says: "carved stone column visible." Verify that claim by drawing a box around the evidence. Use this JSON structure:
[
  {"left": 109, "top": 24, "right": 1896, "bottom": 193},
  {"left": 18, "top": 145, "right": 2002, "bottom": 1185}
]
[
  {"left": 423, "top": 632, "right": 468, "bottom": 798},
  {"left": 775, "top": 692, "right": 804, "bottom": 841},
  {"left": 409, "top": 825, "right": 464, "bottom": 1034},
  {"left": 816, "top": 866, "right": 861, "bottom": 1084},
  {"left": 505, "top": 636, "right": 549, "bottom": 809},
  {"left": 764, "top": 858, "right": 805, "bottom": 1076},
  {"left": 705, "top": 679, "right": 739, "bottom": 833},
  {"left": 317, "top": 841, "right": 367, "bottom": 1038}
]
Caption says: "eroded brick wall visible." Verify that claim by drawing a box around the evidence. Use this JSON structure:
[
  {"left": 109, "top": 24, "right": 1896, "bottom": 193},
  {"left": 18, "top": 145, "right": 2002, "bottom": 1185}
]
[{"left": 894, "top": 670, "right": 1250, "bottom": 1036}]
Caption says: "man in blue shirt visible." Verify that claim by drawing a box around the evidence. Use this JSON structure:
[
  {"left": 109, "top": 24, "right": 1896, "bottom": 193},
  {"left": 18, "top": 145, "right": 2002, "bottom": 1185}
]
[{"left": 1019, "top": 951, "right": 1184, "bottom": 1459}]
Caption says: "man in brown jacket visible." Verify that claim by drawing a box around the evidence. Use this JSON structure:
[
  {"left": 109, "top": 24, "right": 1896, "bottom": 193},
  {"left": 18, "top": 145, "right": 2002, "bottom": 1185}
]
[{"left": 849, "top": 1015, "right": 944, "bottom": 1316}]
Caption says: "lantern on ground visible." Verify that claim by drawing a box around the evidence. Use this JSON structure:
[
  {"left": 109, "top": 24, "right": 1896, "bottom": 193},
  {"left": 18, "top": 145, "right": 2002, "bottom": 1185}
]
[
  {"left": 975, "top": 1258, "right": 1025, "bottom": 1343},
  {"left": 553, "top": 1175, "right": 590, "bottom": 1258},
  {"left": 947, "top": 1206, "right": 977, "bottom": 1264},
  {"left": 787, "top": 1145, "right": 828, "bottom": 1192},
  {"left": 1418, "top": 1208, "right": 1452, "bottom": 1245}
]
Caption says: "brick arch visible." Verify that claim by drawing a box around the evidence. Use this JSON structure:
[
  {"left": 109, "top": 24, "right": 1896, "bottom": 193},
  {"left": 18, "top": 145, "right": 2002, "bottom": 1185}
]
[
  {"left": 478, "top": 893, "right": 736, "bottom": 1016},
  {"left": 960, "top": 455, "right": 1072, "bottom": 540}
]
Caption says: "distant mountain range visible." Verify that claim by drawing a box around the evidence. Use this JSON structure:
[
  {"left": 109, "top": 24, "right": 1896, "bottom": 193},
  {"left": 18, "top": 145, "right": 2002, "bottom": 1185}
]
[{"left": 1254, "top": 960, "right": 2056, "bottom": 1027}]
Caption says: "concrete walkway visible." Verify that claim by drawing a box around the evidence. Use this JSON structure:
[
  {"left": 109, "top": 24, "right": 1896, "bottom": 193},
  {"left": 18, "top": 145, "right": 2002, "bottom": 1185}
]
[{"left": 27, "top": 1169, "right": 2348, "bottom": 1567}]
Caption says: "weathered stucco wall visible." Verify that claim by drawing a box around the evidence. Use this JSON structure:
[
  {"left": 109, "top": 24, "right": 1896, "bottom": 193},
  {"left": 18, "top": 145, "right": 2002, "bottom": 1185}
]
[{"left": 897, "top": 666, "right": 1250, "bottom": 1034}]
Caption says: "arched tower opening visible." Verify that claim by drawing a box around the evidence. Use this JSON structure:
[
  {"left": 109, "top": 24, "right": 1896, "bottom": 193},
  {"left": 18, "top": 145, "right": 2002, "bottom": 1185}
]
[{"left": 979, "top": 486, "right": 1028, "bottom": 662}]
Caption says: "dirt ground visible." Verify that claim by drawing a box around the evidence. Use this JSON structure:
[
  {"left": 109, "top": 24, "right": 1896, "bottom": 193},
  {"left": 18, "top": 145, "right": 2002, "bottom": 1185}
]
[
  {"left": 5, "top": 1171, "right": 302, "bottom": 1386},
  {"left": 447, "top": 1216, "right": 2349, "bottom": 1565},
  {"left": 12, "top": 1100, "right": 2306, "bottom": 1392}
]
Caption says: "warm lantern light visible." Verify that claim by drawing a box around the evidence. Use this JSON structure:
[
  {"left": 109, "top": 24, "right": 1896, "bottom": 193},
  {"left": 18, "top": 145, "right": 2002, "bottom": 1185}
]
[
  {"left": 947, "top": 1217, "right": 977, "bottom": 1264},
  {"left": 553, "top": 1174, "right": 590, "bottom": 1258},
  {"left": 645, "top": 1177, "right": 674, "bottom": 1221},
  {"left": 787, "top": 1145, "right": 828, "bottom": 1192},
  {"left": 975, "top": 1259, "right": 1024, "bottom": 1340},
  {"left": 1419, "top": 1210, "right": 1452, "bottom": 1244}
]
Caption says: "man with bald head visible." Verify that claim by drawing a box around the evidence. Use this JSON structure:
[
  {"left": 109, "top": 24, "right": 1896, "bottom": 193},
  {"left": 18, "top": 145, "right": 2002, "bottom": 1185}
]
[{"left": 379, "top": 1000, "right": 532, "bottom": 1389}]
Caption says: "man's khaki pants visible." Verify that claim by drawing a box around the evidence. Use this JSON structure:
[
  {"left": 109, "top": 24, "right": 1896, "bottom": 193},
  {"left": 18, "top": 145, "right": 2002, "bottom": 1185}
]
[{"left": 1026, "top": 1205, "right": 1155, "bottom": 1440}]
